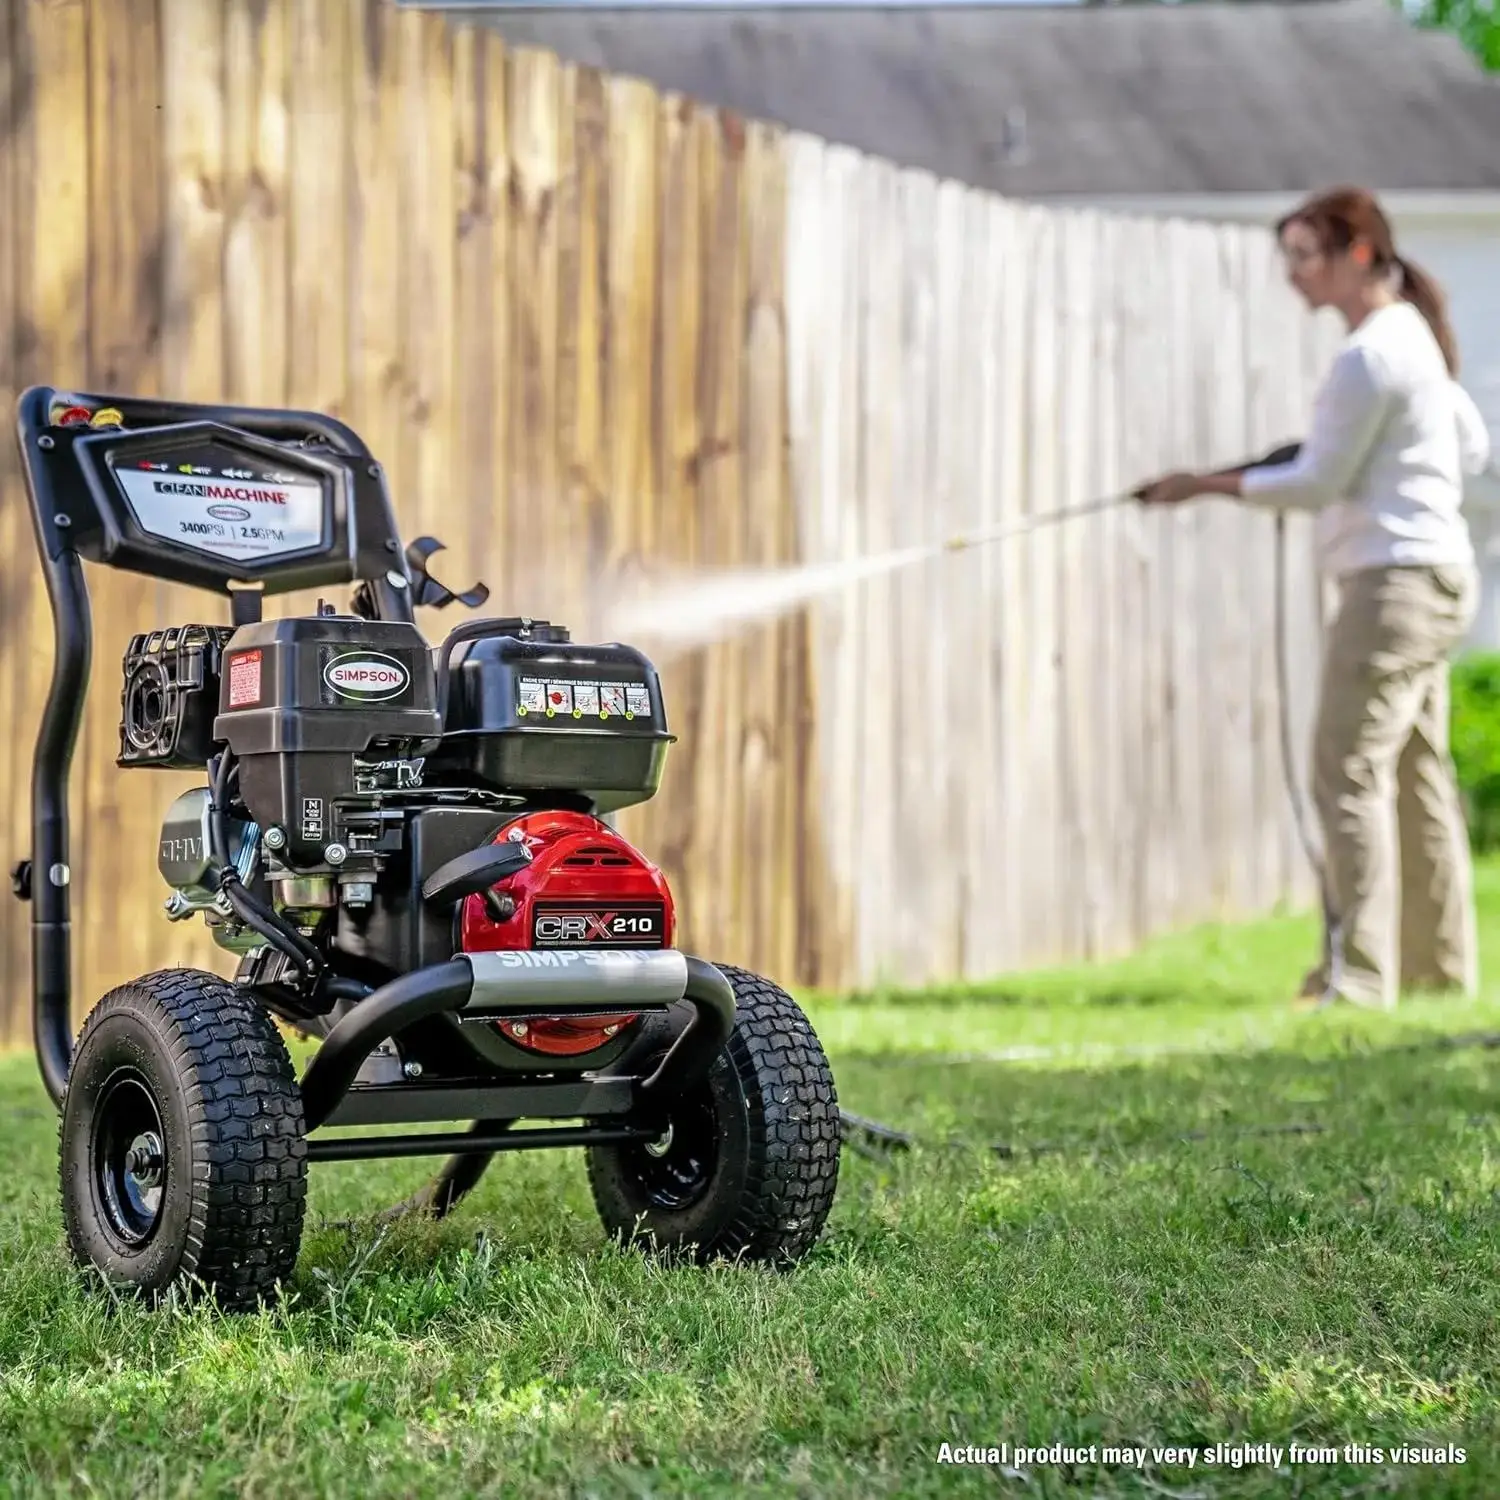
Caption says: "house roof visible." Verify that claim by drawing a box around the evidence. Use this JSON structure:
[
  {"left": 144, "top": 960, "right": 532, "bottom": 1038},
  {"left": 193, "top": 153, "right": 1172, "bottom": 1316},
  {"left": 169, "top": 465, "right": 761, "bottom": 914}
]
[{"left": 445, "top": 0, "right": 1500, "bottom": 197}]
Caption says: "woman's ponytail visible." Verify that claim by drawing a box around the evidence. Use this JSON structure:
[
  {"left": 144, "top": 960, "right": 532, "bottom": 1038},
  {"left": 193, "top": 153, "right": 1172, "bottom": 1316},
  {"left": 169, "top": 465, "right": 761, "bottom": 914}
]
[{"left": 1395, "top": 255, "right": 1459, "bottom": 376}]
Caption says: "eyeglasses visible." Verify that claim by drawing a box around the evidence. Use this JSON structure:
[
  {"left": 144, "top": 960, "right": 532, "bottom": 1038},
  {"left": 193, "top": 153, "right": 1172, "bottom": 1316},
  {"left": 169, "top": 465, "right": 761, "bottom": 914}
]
[{"left": 1279, "top": 244, "right": 1325, "bottom": 267}]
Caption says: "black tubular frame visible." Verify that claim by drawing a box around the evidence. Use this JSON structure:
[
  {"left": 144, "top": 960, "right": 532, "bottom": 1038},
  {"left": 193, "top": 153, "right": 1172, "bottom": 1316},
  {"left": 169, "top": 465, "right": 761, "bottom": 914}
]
[
  {"left": 14, "top": 385, "right": 414, "bottom": 1108},
  {"left": 306, "top": 1124, "right": 658, "bottom": 1164},
  {"left": 298, "top": 952, "right": 736, "bottom": 1135}
]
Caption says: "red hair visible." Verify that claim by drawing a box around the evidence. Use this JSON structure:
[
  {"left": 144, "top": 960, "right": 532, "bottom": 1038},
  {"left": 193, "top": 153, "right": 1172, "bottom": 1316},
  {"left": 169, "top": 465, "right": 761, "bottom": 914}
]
[{"left": 1277, "top": 186, "right": 1458, "bottom": 376}]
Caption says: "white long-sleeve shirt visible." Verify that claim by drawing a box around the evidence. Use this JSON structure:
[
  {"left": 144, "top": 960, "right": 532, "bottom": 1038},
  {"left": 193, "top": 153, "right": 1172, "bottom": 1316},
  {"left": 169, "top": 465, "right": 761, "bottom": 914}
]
[{"left": 1239, "top": 299, "right": 1492, "bottom": 578}]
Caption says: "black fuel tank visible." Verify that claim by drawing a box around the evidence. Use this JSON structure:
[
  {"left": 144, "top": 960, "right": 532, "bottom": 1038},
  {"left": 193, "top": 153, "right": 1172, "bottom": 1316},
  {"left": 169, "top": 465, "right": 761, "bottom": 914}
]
[{"left": 427, "top": 623, "right": 674, "bottom": 814}]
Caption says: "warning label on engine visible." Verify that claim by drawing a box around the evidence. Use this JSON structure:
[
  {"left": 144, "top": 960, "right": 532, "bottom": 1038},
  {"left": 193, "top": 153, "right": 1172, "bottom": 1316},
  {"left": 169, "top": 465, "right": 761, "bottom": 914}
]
[
  {"left": 517, "top": 677, "right": 651, "bottom": 722},
  {"left": 227, "top": 649, "right": 262, "bottom": 708},
  {"left": 114, "top": 465, "right": 325, "bottom": 562}
]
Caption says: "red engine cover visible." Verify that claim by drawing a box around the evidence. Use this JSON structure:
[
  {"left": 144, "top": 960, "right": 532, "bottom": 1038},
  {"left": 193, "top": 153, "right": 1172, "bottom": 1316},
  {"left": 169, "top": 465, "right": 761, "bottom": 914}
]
[{"left": 458, "top": 809, "right": 676, "bottom": 954}]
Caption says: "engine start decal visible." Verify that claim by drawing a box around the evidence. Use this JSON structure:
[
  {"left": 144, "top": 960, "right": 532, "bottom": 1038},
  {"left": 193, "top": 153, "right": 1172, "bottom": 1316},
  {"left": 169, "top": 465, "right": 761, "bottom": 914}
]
[
  {"left": 323, "top": 652, "right": 409, "bottom": 701},
  {"left": 517, "top": 677, "right": 650, "bottom": 721}
]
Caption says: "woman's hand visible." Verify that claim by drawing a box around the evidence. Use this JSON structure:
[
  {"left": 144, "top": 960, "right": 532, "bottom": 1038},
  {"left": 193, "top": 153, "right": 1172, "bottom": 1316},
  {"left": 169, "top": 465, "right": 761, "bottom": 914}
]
[{"left": 1132, "top": 471, "right": 1203, "bottom": 506}]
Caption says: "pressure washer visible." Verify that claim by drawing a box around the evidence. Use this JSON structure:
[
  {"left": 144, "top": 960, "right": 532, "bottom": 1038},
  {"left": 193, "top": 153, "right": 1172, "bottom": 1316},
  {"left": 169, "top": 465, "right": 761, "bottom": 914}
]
[{"left": 10, "top": 387, "right": 842, "bottom": 1309}]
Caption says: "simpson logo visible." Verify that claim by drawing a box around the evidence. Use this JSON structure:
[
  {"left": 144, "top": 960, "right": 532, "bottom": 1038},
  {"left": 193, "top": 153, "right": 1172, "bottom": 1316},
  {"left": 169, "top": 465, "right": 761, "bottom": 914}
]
[
  {"left": 324, "top": 653, "right": 409, "bottom": 701},
  {"left": 208, "top": 503, "right": 251, "bottom": 521}
]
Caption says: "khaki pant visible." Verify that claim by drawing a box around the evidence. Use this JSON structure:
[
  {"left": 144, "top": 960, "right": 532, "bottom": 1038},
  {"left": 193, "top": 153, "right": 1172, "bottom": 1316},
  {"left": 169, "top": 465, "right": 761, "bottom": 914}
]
[{"left": 1311, "top": 562, "right": 1480, "bottom": 1009}]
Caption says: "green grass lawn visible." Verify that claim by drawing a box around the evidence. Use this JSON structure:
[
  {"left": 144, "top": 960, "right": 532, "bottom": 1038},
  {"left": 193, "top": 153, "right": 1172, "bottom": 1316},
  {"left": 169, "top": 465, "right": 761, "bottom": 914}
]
[{"left": 6, "top": 870, "right": 1500, "bottom": 1498}]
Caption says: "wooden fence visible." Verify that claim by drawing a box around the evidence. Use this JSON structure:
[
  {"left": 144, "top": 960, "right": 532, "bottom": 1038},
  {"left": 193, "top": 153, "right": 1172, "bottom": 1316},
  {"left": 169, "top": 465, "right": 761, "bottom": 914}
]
[{"left": 0, "top": 0, "right": 1338, "bottom": 1043}]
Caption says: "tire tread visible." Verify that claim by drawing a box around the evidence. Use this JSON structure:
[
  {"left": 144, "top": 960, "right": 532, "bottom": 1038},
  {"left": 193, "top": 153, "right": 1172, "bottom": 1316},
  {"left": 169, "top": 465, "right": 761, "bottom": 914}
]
[
  {"left": 61, "top": 968, "right": 307, "bottom": 1310},
  {"left": 586, "top": 963, "right": 840, "bottom": 1266}
]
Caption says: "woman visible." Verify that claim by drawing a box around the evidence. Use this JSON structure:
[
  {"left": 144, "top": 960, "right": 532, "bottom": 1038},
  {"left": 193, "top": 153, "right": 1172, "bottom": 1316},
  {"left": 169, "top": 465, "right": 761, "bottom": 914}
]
[{"left": 1136, "top": 186, "right": 1492, "bottom": 1011}]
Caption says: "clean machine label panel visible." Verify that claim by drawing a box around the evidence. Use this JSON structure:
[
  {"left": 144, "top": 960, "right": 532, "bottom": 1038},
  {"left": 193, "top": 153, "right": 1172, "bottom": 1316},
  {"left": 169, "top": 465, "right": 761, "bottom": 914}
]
[{"left": 114, "top": 462, "right": 324, "bottom": 562}]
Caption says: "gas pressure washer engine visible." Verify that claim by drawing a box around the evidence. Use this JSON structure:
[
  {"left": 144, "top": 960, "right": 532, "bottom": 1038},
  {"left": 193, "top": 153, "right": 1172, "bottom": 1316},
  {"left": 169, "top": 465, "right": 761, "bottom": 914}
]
[{"left": 12, "top": 388, "right": 840, "bottom": 1309}]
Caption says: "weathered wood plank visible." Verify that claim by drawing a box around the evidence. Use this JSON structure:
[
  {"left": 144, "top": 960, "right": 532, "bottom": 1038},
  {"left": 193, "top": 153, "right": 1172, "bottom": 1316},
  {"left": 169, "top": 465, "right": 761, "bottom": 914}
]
[
  {"left": 0, "top": 0, "right": 29, "bottom": 1039},
  {"left": 224, "top": 0, "right": 288, "bottom": 410},
  {"left": 35, "top": 0, "right": 100, "bottom": 1006},
  {"left": 286, "top": 0, "right": 346, "bottom": 418},
  {"left": 991, "top": 200, "right": 1032, "bottom": 970},
  {"left": 695, "top": 107, "right": 748, "bottom": 963},
  {"left": 561, "top": 61, "right": 607, "bottom": 639},
  {"left": 502, "top": 44, "right": 561, "bottom": 624},
  {"left": 87, "top": 0, "right": 174, "bottom": 992},
  {"left": 403, "top": 7, "right": 456, "bottom": 582},
  {"left": 1090, "top": 209, "right": 1127, "bottom": 959},
  {"left": 740, "top": 118, "right": 792, "bottom": 983},
  {"left": 644, "top": 90, "right": 704, "bottom": 940},
  {"left": 1021, "top": 206, "right": 1063, "bottom": 963},
  {"left": 347, "top": 0, "right": 405, "bottom": 548},
  {"left": 451, "top": 21, "right": 498, "bottom": 608},
  {"left": 890, "top": 165, "right": 940, "bottom": 982},
  {"left": 601, "top": 75, "right": 660, "bottom": 863},
  {"left": 1053, "top": 207, "right": 1100, "bottom": 958}
]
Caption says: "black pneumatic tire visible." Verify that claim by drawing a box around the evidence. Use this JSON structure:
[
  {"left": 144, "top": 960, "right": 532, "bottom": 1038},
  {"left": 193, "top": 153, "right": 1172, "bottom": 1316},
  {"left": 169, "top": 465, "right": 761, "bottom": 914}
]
[
  {"left": 586, "top": 964, "right": 840, "bottom": 1267},
  {"left": 59, "top": 969, "right": 308, "bottom": 1311}
]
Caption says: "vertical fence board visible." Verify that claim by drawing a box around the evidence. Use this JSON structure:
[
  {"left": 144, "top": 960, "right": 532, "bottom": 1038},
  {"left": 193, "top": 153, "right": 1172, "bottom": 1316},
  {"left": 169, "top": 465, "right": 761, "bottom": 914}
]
[
  {"left": 1055, "top": 210, "right": 1098, "bottom": 957},
  {"left": 647, "top": 92, "right": 704, "bottom": 929},
  {"left": 1243, "top": 233, "right": 1288, "bottom": 914},
  {"left": 697, "top": 110, "right": 748, "bottom": 961},
  {"left": 502, "top": 45, "right": 561, "bottom": 622},
  {"left": 970, "top": 196, "right": 1008, "bottom": 973},
  {"left": 853, "top": 155, "right": 900, "bottom": 986},
  {"left": 602, "top": 75, "right": 660, "bottom": 866},
  {"left": 348, "top": 0, "right": 404, "bottom": 567},
  {"left": 740, "top": 120, "right": 786, "bottom": 980},
  {"left": 948, "top": 188, "right": 996, "bottom": 975},
  {"left": 1023, "top": 208, "right": 1063, "bottom": 963},
  {"left": 86, "top": 0, "right": 169, "bottom": 992},
  {"left": 1091, "top": 211, "right": 1126, "bottom": 958},
  {"left": 224, "top": 0, "right": 288, "bottom": 411},
  {"left": 452, "top": 23, "right": 497, "bottom": 630},
  {"left": 561, "top": 63, "right": 607, "bottom": 640},
  {"left": 931, "top": 180, "right": 970, "bottom": 974},
  {"left": 408, "top": 11, "right": 457, "bottom": 574},
  {"left": 1134, "top": 217, "right": 1175, "bottom": 940},
  {"left": 991, "top": 202, "right": 1031, "bottom": 968},
  {"left": 890, "top": 170, "right": 939, "bottom": 981},
  {"left": 287, "top": 0, "right": 347, "bottom": 422},
  {"left": 30, "top": 0, "right": 96, "bottom": 1007},
  {"left": 0, "top": 0, "right": 25, "bottom": 1040}
]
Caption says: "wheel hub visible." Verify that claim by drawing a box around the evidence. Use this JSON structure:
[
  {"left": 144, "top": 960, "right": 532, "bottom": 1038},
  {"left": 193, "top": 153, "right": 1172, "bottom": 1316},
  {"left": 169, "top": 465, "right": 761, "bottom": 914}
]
[
  {"left": 629, "top": 1092, "right": 718, "bottom": 1211},
  {"left": 93, "top": 1071, "right": 168, "bottom": 1247}
]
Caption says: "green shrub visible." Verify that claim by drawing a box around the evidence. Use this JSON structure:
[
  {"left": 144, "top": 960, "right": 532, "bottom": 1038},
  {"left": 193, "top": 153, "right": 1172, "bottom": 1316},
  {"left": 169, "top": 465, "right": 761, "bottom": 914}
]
[{"left": 1450, "top": 651, "right": 1500, "bottom": 851}]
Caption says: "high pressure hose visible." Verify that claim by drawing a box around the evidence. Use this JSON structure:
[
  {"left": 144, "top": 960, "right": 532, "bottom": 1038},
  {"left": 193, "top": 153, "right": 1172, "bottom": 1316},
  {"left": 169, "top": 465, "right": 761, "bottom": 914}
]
[{"left": 1271, "top": 508, "right": 1344, "bottom": 1001}]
